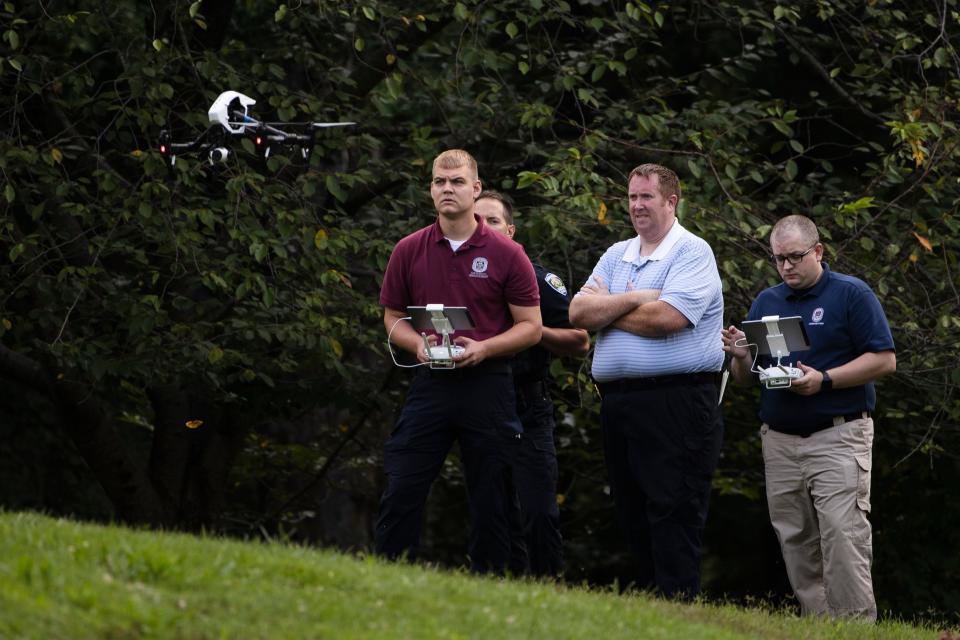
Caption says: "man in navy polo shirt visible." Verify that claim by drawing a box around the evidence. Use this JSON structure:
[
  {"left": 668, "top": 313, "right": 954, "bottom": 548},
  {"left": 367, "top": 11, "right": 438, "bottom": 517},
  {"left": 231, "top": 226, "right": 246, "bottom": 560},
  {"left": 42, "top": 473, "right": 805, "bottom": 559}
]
[
  {"left": 721, "top": 214, "right": 895, "bottom": 621},
  {"left": 377, "top": 149, "right": 542, "bottom": 573}
]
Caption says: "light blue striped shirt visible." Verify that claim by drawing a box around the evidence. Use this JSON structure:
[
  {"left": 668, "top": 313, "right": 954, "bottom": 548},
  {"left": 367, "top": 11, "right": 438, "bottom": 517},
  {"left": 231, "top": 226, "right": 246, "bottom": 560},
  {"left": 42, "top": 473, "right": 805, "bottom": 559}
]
[{"left": 584, "top": 221, "right": 724, "bottom": 382}]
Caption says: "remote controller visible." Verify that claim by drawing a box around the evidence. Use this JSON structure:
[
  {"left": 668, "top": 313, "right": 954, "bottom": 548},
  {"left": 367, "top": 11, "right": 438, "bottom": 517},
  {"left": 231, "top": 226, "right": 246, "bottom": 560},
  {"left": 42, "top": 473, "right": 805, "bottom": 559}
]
[{"left": 759, "top": 365, "right": 803, "bottom": 388}]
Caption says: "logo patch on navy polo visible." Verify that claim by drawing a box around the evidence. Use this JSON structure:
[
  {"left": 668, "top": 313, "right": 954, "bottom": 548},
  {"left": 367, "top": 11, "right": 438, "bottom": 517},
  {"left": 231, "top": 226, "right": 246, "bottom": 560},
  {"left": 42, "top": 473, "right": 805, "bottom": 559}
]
[
  {"left": 544, "top": 272, "right": 567, "bottom": 296},
  {"left": 470, "top": 257, "right": 489, "bottom": 278},
  {"left": 811, "top": 307, "right": 824, "bottom": 324}
]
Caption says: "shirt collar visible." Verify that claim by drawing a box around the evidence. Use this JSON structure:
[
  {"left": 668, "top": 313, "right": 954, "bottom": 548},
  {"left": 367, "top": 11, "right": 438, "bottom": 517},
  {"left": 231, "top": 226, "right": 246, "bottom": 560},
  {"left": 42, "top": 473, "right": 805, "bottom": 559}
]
[
  {"left": 428, "top": 213, "right": 488, "bottom": 247},
  {"left": 785, "top": 262, "right": 832, "bottom": 299},
  {"left": 621, "top": 219, "right": 684, "bottom": 263}
]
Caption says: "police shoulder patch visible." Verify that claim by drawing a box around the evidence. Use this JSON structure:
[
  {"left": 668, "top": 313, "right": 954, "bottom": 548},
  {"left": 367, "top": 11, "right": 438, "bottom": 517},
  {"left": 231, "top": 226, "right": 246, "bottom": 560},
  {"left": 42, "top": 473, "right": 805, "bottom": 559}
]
[{"left": 544, "top": 272, "right": 567, "bottom": 296}]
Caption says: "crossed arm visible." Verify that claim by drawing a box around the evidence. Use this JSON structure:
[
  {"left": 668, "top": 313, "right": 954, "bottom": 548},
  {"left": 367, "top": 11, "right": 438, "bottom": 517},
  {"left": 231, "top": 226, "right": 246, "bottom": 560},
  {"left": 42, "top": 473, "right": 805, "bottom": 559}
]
[
  {"left": 540, "top": 325, "right": 590, "bottom": 357},
  {"left": 568, "top": 275, "right": 685, "bottom": 337}
]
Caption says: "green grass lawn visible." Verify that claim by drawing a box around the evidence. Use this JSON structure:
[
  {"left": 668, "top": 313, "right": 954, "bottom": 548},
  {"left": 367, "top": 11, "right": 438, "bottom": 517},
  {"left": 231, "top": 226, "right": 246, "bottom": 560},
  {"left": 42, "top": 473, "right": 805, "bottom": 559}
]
[{"left": 0, "top": 511, "right": 943, "bottom": 639}]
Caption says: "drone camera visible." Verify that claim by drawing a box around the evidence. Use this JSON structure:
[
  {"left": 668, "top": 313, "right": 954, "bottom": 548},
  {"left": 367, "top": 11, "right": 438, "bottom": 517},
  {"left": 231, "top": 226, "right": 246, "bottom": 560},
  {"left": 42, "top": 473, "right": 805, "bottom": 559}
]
[{"left": 208, "top": 147, "right": 230, "bottom": 164}]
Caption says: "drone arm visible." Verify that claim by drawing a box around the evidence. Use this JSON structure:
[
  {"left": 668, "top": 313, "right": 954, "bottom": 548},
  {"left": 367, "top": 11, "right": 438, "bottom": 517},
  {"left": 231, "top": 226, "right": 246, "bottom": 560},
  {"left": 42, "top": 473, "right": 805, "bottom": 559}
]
[{"left": 160, "top": 125, "right": 219, "bottom": 154}]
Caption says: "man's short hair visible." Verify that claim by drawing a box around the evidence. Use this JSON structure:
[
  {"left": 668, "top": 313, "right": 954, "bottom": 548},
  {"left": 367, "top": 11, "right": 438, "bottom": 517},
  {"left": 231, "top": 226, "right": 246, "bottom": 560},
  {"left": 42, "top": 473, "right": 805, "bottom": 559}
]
[
  {"left": 476, "top": 190, "right": 514, "bottom": 225},
  {"left": 628, "top": 163, "right": 681, "bottom": 201},
  {"left": 771, "top": 214, "right": 820, "bottom": 246},
  {"left": 433, "top": 149, "right": 478, "bottom": 180}
]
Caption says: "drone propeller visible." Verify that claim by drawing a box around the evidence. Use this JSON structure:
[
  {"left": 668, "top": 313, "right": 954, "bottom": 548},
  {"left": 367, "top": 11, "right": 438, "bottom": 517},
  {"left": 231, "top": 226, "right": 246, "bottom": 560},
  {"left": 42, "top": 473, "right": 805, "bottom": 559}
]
[{"left": 224, "top": 120, "right": 357, "bottom": 128}]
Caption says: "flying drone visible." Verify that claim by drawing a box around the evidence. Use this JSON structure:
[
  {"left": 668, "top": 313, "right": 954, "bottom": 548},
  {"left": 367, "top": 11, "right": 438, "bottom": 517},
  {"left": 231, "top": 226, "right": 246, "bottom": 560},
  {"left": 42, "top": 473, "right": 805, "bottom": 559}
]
[{"left": 158, "top": 90, "right": 355, "bottom": 167}]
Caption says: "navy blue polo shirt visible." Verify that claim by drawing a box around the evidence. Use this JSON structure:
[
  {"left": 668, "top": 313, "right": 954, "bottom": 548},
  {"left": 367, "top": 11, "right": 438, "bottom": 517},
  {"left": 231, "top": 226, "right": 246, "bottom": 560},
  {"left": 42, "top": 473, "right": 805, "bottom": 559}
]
[{"left": 746, "top": 264, "right": 894, "bottom": 433}]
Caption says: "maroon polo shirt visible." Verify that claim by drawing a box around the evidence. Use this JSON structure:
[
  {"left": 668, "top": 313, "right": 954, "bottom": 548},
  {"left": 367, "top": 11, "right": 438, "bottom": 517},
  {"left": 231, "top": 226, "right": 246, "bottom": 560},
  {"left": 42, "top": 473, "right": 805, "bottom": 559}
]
[{"left": 380, "top": 215, "right": 539, "bottom": 341}]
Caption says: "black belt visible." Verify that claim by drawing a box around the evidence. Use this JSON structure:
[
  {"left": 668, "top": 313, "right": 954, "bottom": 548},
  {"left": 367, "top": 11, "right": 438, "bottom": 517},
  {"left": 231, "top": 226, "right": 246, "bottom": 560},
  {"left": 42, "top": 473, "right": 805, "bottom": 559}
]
[
  {"left": 595, "top": 372, "right": 719, "bottom": 396},
  {"left": 769, "top": 411, "right": 871, "bottom": 437}
]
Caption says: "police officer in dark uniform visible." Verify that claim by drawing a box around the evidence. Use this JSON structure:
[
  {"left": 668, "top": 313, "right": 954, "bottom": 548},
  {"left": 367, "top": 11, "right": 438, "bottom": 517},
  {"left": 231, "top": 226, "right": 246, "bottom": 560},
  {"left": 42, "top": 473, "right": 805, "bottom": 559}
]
[{"left": 474, "top": 190, "right": 590, "bottom": 577}]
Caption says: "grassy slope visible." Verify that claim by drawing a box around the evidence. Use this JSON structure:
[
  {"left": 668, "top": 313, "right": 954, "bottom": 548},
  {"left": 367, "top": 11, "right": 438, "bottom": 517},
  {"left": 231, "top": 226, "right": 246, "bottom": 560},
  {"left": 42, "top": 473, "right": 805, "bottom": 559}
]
[{"left": 0, "top": 512, "right": 938, "bottom": 640}]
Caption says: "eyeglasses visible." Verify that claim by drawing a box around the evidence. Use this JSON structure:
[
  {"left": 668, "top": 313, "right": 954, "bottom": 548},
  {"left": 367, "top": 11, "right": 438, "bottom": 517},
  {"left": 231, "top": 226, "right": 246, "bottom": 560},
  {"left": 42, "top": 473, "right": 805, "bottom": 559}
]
[{"left": 769, "top": 245, "right": 816, "bottom": 266}]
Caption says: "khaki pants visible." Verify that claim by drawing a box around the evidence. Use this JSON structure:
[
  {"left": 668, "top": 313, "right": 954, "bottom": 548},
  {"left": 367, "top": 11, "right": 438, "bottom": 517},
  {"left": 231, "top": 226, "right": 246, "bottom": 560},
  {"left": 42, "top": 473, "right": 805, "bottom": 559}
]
[{"left": 761, "top": 417, "right": 876, "bottom": 621}]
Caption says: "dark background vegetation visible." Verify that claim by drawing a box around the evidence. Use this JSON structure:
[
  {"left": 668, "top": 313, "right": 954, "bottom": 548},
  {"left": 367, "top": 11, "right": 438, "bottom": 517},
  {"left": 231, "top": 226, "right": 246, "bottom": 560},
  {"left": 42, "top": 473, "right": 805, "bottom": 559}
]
[{"left": 1, "top": 0, "right": 958, "bottom": 625}]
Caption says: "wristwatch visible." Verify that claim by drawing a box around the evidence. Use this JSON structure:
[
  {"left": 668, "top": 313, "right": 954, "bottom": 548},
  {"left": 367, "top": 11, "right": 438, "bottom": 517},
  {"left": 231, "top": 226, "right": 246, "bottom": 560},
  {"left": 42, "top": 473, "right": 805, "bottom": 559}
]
[{"left": 820, "top": 369, "right": 833, "bottom": 392}]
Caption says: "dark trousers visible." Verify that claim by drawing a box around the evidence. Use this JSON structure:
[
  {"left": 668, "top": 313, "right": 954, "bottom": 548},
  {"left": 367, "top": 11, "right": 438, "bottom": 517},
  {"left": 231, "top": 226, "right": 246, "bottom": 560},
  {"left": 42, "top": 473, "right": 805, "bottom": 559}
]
[
  {"left": 600, "top": 378, "right": 723, "bottom": 599},
  {"left": 503, "top": 379, "right": 563, "bottom": 578},
  {"left": 375, "top": 367, "right": 521, "bottom": 573}
]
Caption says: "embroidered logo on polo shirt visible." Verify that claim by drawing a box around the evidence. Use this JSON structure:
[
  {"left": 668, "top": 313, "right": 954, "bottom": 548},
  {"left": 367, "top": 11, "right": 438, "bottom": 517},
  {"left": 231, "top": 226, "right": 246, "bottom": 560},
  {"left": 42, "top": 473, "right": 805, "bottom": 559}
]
[
  {"left": 470, "top": 257, "right": 489, "bottom": 278},
  {"left": 544, "top": 272, "right": 567, "bottom": 296},
  {"left": 811, "top": 307, "right": 825, "bottom": 324}
]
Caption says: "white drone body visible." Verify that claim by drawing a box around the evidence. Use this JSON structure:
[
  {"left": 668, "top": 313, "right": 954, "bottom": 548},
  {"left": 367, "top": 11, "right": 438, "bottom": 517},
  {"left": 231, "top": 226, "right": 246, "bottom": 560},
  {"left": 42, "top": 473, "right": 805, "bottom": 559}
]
[{"left": 208, "top": 90, "right": 256, "bottom": 133}]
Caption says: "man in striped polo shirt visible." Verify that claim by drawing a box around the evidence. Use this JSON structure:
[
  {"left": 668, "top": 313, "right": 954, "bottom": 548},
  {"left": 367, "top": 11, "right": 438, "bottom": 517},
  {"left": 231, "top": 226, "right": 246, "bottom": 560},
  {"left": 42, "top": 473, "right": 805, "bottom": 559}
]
[{"left": 569, "top": 163, "right": 724, "bottom": 599}]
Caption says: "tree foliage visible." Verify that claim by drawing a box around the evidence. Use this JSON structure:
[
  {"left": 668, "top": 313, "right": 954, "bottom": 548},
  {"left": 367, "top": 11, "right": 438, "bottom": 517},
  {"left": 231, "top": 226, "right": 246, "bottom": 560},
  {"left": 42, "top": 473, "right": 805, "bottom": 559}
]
[{"left": 2, "top": 0, "right": 959, "bottom": 621}]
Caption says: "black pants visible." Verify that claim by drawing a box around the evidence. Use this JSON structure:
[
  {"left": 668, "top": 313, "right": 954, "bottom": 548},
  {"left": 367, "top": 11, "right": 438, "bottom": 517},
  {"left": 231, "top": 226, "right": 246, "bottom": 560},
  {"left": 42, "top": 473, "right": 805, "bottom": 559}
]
[
  {"left": 375, "top": 365, "right": 521, "bottom": 573},
  {"left": 600, "top": 377, "right": 723, "bottom": 599},
  {"left": 504, "top": 379, "right": 563, "bottom": 578}
]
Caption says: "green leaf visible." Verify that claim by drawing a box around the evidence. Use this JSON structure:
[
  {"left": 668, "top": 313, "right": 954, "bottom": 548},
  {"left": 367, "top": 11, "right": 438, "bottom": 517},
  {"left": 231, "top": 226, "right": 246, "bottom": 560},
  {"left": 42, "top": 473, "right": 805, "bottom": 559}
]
[
  {"left": 354, "top": 37, "right": 365, "bottom": 52},
  {"left": 4, "top": 183, "right": 13, "bottom": 203},
  {"left": 517, "top": 171, "right": 540, "bottom": 188},
  {"left": 772, "top": 120, "right": 793, "bottom": 137},
  {"left": 189, "top": 1, "right": 202, "bottom": 18},
  {"left": 518, "top": 61, "right": 530, "bottom": 75},
  {"left": 687, "top": 159, "right": 702, "bottom": 178},
  {"left": 789, "top": 139, "right": 804, "bottom": 153},
  {"left": 208, "top": 346, "right": 224, "bottom": 364},
  {"left": 152, "top": 39, "right": 163, "bottom": 51},
  {"left": 784, "top": 159, "right": 798, "bottom": 181},
  {"left": 8, "top": 243, "right": 24, "bottom": 262},
  {"left": 8, "top": 57, "right": 21, "bottom": 72},
  {"left": 454, "top": 3, "right": 468, "bottom": 21},
  {"left": 314, "top": 228, "right": 329, "bottom": 250},
  {"left": 837, "top": 196, "right": 876, "bottom": 214},
  {"left": 505, "top": 22, "right": 519, "bottom": 39},
  {"left": 934, "top": 47, "right": 947, "bottom": 67},
  {"left": 654, "top": 11, "right": 664, "bottom": 27},
  {"left": 326, "top": 175, "right": 347, "bottom": 202},
  {"left": 362, "top": 6, "right": 376, "bottom": 20},
  {"left": 275, "top": 4, "right": 288, "bottom": 22}
]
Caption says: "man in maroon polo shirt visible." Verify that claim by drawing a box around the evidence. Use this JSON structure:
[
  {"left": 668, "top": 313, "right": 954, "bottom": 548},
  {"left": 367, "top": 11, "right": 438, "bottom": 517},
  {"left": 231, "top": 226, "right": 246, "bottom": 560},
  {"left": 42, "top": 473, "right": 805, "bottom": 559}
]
[{"left": 376, "top": 149, "right": 542, "bottom": 573}]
